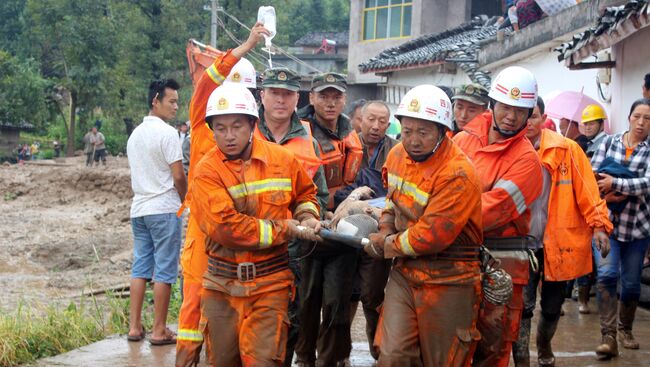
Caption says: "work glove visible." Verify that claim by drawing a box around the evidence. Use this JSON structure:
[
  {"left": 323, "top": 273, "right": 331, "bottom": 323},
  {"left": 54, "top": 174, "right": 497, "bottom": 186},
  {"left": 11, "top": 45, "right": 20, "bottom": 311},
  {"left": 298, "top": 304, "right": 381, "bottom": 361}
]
[
  {"left": 286, "top": 219, "right": 322, "bottom": 243},
  {"left": 348, "top": 186, "right": 375, "bottom": 201},
  {"left": 593, "top": 229, "right": 610, "bottom": 258},
  {"left": 364, "top": 233, "right": 386, "bottom": 260}
]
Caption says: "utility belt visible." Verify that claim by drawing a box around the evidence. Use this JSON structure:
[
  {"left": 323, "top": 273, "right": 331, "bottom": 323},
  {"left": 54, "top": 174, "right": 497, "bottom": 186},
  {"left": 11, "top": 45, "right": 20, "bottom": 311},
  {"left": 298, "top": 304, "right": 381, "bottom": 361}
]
[
  {"left": 207, "top": 254, "right": 289, "bottom": 282},
  {"left": 398, "top": 244, "right": 480, "bottom": 264},
  {"left": 484, "top": 236, "right": 537, "bottom": 251}
]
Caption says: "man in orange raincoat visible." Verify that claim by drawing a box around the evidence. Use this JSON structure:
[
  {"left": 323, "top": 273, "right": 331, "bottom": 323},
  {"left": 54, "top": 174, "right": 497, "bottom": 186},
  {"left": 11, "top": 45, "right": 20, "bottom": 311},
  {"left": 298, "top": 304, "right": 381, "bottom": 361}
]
[
  {"left": 176, "top": 23, "right": 270, "bottom": 367},
  {"left": 189, "top": 80, "right": 322, "bottom": 366},
  {"left": 454, "top": 66, "right": 544, "bottom": 367},
  {"left": 365, "top": 85, "right": 484, "bottom": 366},
  {"left": 511, "top": 97, "right": 612, "bottom": 367}
]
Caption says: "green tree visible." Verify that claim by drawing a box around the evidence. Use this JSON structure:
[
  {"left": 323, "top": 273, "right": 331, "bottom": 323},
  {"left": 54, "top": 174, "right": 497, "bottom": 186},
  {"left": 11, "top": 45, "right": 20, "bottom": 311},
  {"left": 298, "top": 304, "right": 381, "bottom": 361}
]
[
  {"left": 23, "top": 0, "right": 119, "bottom": 156},
  {"left": 0, "top": 50, "right": 50, "bottom": 129}
]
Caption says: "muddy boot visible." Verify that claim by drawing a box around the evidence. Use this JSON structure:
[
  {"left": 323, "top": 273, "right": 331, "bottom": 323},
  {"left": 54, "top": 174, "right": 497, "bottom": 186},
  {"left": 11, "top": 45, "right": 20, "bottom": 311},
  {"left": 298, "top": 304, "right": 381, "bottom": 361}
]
[
  {"left": 618, "top": 300, "right": 640, "bottom": 349},
  {"left": 536, "top": 315, "right": 558, "bottom": 367},
  {"left": 596, "top": 334, "right": 618, "bottom": 360},
  {"left": 512, "top": 317, "right": 531, "bottom": 367},
  {"left": 578, "top": 285, "right": 591, "bottom": 314},
  {"left": 596, "top": 285, "right": 619, "bottom": 359}
]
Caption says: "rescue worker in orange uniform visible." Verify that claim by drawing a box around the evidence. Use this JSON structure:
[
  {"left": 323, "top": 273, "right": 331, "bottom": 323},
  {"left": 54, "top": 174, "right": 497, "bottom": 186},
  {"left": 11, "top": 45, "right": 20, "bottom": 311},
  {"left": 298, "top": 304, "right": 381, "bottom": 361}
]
[
  {"left": 511, "top": 97, "right": 612, "bottom": 367},
  {"left": 295, "top": 73, "right": 363, "bottom": 366},
  {"left": 189, "top": 82, "right": 322, "bottom": 366},
  {"left": 364, "top": 85, "right": 484, "bottom": 366},
  {"left": 176, "top": 23, "right": 267, "bottom": 367},
  {"left": 453, "top": 66, "right": 544, "bottom": 367},
  {"left": 254, "top": 67, "right": 329, "bottom": 367}
]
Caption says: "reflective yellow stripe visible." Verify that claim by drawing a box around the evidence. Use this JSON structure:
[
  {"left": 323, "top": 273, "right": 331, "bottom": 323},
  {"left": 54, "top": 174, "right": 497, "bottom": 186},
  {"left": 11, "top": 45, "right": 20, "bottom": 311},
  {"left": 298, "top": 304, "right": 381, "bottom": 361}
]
[
  {"left": 206, "top": 64, "right": 225, "bottom": 84},
  {"left": 227, "top": 178, "right": 292, "bottom": 199},
  {"left": 387, "top": 173, "right": 429, "bottom": 206},
  {"left": 399, "top": 229, "right": 417, "bottom": 256},
  {"left": 177, "top": 328, "right": 203, "bottom": 342},
  {"left": 259, "top": 219, "right": 273, "bottom": 248},
  {"left": 295, "top": 202, "right": 319, "bottom": 217},
  {"left": 493, "top": 179, "right": 527, "bottom": 215}
]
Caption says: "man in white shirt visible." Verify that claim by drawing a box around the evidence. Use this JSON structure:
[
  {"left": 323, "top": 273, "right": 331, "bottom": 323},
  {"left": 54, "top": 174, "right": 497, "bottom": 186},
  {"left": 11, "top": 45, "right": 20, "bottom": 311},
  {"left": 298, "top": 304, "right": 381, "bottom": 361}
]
[{"left": 126, "top": 78, "right": 187, "bottom": 345}]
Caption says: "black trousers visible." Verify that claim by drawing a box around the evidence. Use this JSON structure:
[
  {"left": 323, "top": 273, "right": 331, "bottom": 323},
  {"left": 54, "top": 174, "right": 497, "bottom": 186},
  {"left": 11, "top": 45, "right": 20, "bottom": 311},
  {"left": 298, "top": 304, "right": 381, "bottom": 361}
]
[
  {"left": 523, "top": 249, "right": 567, "bottom": 322},
  {"left": 295, "top": 248, "right": 357, "bottom": 365}
]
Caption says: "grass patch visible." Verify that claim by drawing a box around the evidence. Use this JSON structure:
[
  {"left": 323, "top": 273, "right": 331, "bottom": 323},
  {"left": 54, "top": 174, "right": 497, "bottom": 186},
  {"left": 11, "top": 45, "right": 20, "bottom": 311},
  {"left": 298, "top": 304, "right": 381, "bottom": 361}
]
[{"left": 0, "top": 282, "right": 182, "bottom": 367}]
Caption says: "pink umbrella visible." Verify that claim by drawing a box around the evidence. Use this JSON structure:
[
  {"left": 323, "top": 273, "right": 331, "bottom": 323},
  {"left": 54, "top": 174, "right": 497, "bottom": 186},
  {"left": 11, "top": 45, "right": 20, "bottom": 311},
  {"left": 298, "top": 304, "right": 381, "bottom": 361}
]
[{"left": 545, "top": 90, "right": 610, "bottom": 133}]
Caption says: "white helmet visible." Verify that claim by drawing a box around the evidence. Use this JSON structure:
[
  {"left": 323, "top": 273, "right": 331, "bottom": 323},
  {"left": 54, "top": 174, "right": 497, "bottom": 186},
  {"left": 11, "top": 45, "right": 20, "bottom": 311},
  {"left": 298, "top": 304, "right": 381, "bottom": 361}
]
[
  {"left": 488, "top": 66, "right": 538, "bottom": 109},
  {"left": 394, "top": 85, "right": 453, "bottom": 130},
  {"left": 205, "top": 83, "right": 259, "bottom": 123},
  {"left": 224, "top": 58, "right": 256, "bottom": 89}
]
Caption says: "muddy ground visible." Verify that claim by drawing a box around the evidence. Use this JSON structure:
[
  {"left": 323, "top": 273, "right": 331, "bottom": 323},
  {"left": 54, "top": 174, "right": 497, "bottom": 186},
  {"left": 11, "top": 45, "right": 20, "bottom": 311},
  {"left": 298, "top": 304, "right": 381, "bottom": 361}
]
[{"left": 0, "top": 156, "right": 134, "bottom": 311}]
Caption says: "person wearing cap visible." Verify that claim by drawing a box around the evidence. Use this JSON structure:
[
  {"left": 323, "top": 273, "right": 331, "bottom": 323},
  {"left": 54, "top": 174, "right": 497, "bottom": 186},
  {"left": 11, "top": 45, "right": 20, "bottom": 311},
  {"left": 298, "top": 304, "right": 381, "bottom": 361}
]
[
  {"left": 453, "top": 66, "right": 544, "bottom": 367},
  {"left": 452, "top": 83, "right": 490, "bottom": 133},
  {"left": 175, "top": 22, "right": 270, "bottom": 367},
  {"left": 254, "top": 67, "right": 329, "bottom": 366},
  {"left": 581, "top": 104, "right": 609, "bottom": 158},
  {"left": 363, "top": 85, "right": 483, "bottom": 365},
  {"left": 511, "top": 97, "right": 612, "bottom": 367},
  {"left": 189, "top": 81, "right": 322, "bottom": 365},
  {"left": 295, "top": 72, "right": 363, "bottom": 366}
]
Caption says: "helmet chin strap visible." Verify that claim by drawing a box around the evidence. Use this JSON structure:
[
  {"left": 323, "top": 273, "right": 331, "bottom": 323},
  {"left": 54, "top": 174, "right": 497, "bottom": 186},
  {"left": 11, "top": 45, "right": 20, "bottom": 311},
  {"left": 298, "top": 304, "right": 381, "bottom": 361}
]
[
  {"left": 225, "top": 131, "right": 254, "bottom": 161},
  {"left": 490, "top": 106, "right": 533, "bottom": 139},
  {"left": 407, "top": 127, "right": 445, "bottom": 162}
]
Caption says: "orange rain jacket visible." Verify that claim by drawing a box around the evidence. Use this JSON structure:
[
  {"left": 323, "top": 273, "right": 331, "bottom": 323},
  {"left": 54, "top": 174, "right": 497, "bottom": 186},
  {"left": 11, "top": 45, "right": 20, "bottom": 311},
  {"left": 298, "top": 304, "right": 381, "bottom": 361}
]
[
  {"left": 453, "top": 111, "right": 543, "bottom": 238},
  {"left": 181, "top": 50, "right": 240, "bottom": 286},
  {"left": 189, "top": 138, "right": 320, "bottom": 297},
  {"left": 536, "top": 129, "right": 612, "bottom": 281},
  {"left": 381, "top": 138, "right": 484, "bottom": 265}
]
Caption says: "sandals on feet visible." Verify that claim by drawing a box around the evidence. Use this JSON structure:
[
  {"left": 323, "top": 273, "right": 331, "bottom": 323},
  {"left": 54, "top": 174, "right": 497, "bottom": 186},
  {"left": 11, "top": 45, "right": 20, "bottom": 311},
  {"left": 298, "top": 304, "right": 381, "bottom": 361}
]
[
  {"left": 127, "top": 326, "right": 146, "bottom": 342},
  {"left": 149, "top": 328, "right": 177, "bottom": 346}
]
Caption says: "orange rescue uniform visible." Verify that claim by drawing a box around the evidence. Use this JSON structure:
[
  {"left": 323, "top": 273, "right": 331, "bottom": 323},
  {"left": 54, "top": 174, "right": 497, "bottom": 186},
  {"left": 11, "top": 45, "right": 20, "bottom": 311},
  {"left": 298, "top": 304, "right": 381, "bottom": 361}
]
[
  {"left": 536, "top": 129, "right": 612, "bottom": 281},
  {"left": 375, "top": 138, "right": 484, "bottom": 366},
  {"left": 190, "top": 137, "right": 319, "bottom": 366},
  {"left": 176, "top": 50, "right": 240, "bottom": 367},
  {"left": 453, "top": 111, "right": 543, "bottom": 367}
]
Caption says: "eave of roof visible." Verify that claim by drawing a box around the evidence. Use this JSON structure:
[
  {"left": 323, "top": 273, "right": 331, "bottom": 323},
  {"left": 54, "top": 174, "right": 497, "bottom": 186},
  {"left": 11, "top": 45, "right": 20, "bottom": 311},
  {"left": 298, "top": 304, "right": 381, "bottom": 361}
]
[{"left": 554, "top": 0, "right": 650, "bottom": 66}]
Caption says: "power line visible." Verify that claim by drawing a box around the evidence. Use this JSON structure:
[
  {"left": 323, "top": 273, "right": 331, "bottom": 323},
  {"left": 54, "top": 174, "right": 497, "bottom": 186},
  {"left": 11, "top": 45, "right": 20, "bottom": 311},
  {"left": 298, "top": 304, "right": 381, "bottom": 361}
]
[{"left": 218, "top": 9, "right": 322, "bottom": 73}]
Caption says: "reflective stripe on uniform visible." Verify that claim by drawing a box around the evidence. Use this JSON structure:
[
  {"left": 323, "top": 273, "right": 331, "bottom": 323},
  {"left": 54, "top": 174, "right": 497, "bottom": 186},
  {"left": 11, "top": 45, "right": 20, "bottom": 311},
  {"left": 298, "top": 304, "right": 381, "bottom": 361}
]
[
  {"left": 206, "top": 64, "right": 226, "bottom": 84},
  {"left": 398, "top": 229, "right": 417, "bottom": 256},
  {"left": 177, "top": 328, "right": 203, "bottom": 342},
  {"left": 387, "top": 173, "right": 429, "bottom": 206},
  {"left": 227, "top": 178, "right": 292, "bottom": 199},
  {"left": 259, "top": 219, "right": 273, "bottom": 248},
  {"left": 294, "top": 202, "right": 319, "bottom": 217},
  {"left": 494, "top": 179, "right": 527, "bottom": 215}
]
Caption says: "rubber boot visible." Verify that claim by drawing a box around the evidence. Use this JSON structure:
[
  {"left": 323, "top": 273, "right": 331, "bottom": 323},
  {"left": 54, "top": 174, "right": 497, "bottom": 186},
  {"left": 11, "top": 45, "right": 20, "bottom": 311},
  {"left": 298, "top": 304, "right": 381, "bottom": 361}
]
[
  {"left": 578, "top": 285, "right": 591, "bottom": 314},
  {"left": 512, "top": 317, "right": 531, "bottom": 367},
  {"left": 536, "top": 315, "right": 558, "bottom": 367},
  {"left": 618, "top": 300, "right": 640, "bottom": 349},
  {"left": 596, "top": 285, "right": 618, "bottom": 360}
]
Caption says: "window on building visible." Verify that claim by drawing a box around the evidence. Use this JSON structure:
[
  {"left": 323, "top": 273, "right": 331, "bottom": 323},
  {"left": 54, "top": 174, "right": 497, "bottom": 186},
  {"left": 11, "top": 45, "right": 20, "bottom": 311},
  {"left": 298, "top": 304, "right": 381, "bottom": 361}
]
[{"left": 362, "top": 0, "right": 412, "bottom": 40}]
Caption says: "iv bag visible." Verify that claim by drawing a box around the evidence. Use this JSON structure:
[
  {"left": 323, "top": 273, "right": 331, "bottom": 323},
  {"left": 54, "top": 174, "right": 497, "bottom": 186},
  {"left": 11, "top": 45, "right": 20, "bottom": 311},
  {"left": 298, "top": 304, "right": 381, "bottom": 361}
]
[{"left": 257, "top": 6, "right": 276, "bottom": 50}]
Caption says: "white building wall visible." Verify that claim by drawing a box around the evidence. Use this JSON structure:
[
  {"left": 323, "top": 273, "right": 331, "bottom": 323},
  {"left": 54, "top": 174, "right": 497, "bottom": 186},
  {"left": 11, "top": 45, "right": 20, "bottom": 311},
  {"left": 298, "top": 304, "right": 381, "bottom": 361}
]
[
  {"left": 486, "top": 49, "right": 609, "bottom": 123},
  {"left": 610, "top": 26, "right": 650, "bottom": 134}
]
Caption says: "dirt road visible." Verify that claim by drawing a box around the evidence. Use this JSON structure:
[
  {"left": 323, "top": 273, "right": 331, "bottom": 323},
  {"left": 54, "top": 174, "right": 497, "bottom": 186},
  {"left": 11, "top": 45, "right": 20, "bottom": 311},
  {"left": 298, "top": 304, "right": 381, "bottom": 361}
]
[{"left": 0, "top": 157, "right": 134, "bottom": 311}]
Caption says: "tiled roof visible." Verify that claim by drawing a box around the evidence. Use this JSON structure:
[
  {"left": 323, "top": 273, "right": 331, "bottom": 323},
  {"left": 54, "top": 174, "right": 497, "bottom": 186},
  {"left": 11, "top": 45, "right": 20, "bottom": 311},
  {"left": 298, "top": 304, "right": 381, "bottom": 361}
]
[
  {"left": 554, "top": 0, "right": 649, "bottom": 65},
  {"left": 295, "top": 31, "right": 350, "bottom": 47},
  {"left": 358, "top": 16, "right": 499, "bottom": 88}
]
